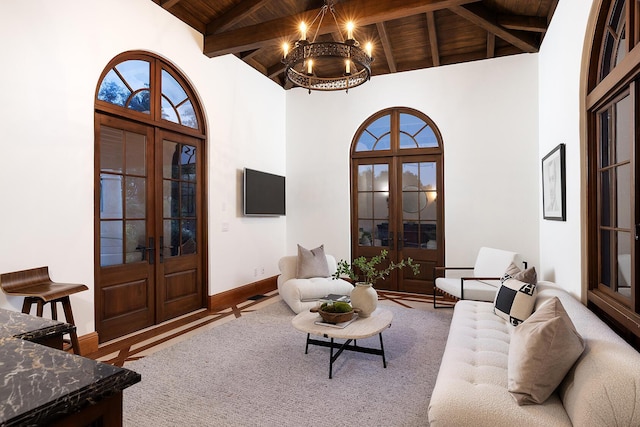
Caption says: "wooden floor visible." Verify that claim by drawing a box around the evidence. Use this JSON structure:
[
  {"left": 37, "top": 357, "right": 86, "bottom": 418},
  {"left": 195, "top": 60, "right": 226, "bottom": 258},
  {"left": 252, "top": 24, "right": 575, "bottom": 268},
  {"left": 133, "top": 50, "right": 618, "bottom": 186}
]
[{"left": 87, "top": 290, "right": 454, "bottom": 367}]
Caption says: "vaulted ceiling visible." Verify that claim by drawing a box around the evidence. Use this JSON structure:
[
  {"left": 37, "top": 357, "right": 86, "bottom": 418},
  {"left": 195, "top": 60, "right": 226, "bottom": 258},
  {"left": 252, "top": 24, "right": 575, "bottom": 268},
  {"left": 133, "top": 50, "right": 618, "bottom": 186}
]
[{"left": 150, "top": 0, "right": 559, "bottom": 89}]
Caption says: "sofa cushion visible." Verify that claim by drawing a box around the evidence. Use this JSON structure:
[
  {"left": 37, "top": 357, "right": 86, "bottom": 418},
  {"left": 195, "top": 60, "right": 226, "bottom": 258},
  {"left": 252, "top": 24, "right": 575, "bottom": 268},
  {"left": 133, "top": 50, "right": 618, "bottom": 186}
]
[
  {"left": 502, "top": 262, "right": 537, "bottom": 285},
  {"left": 296, "top": 244, "right": 330, "bottom": 279},
  {"left": 508, "top": 296, "right": 585, "bottom": 405},
  {"left": 494, "top": 278, "right": 537, "bottom": 325}
]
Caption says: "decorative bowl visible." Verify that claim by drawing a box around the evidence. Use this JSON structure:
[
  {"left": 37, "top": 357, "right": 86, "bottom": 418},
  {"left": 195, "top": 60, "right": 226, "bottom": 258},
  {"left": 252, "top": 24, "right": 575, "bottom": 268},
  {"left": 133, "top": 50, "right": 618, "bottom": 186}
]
[{"left": 310, "top": 305, "right": 357, "bottom": 324}]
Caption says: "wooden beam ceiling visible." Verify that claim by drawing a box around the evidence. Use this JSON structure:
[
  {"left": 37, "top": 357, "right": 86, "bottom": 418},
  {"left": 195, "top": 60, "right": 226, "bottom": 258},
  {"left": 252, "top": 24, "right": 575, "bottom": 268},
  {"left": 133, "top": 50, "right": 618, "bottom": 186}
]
[{"left": 203, "top": 0, "right": 482, "bottom": 58}]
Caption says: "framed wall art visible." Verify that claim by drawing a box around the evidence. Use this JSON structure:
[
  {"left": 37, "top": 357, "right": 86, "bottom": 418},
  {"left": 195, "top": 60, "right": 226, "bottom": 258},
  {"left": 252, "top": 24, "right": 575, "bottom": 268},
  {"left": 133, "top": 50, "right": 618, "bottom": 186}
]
[{"left": 542, "top": 143, "right": 566, "bottom": 221}]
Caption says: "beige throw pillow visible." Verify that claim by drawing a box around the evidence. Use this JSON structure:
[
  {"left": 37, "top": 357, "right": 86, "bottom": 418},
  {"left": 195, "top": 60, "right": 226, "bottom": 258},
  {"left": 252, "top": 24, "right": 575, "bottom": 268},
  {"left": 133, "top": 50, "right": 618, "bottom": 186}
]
[
  {"left": 502, "top": 262, "right": 537, "bottom": 285},
  {"left": 508, "top": 296, "right": 585, "bottom": 405},
  {"left": 296, "top": 244, "right": 330, "bottom": 279}
]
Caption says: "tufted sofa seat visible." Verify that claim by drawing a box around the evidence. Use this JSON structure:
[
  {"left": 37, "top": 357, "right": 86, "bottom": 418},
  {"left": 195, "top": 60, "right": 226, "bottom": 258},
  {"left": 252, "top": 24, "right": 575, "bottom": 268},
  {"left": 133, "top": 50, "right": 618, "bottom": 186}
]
[
  {"left": 277, "top": 254, "right": 354, "bottom": 314},
  {"left": 428, "top": 281, "right": 640, "bottom": 426}
]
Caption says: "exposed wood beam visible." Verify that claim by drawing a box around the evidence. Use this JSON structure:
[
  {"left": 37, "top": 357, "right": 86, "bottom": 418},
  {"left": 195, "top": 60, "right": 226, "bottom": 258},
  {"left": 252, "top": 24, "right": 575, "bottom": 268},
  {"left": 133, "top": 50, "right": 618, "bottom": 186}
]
[
  {"left": 207, "top": 0, "right": 271, "bottom": 34},
  {"left": 498, "top": 15, "right": 547, "bottom": 33},
  {"left": 268, "top": 62, "right": 286, "bottom": 79},
  {"left": 204, "top": 0, "right": 482, "bottom": 58},
  {"left": 487, "top": 33, "right": 495, "bottom": 58},
  {"left": 449, "top": 4, "right": 539, "bottom": 53},
  {"left": 240, "top": 49, "right": 261, "bottom": 60},
  {"left": 161, "top": 0, "right": 182, "bottom": 9},
  {"left": 376, "top": 22, "right": 397, "bottom": 73},
  {"left": 426, "top": 12, "right": 440, "bottom": 67}
]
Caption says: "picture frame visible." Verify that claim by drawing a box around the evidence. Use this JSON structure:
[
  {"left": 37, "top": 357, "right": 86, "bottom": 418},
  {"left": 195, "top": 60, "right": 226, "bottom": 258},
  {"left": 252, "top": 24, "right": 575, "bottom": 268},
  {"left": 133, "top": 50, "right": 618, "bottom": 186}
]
[{"left": 542, "top": 143, "right": 566, "bottom": 221}]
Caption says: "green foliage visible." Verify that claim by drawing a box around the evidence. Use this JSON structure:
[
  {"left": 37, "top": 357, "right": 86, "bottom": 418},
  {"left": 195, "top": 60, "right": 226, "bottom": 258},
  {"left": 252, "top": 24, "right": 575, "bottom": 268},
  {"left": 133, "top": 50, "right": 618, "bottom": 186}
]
[
  {"left": 320, "top": 301, "right": 352, "bottom": 313},
  {"left": 332, "top": 249, "right": 420, "bottom": 286}
]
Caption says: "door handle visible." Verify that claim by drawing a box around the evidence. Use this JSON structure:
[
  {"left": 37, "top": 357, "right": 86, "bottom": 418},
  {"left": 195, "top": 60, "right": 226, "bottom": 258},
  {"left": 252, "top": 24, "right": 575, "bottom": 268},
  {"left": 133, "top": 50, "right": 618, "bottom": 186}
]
[
  {"left": 159, "top": 236, "right": 164, "bottom": 263},
  {"left": 398, "top": 232, "right": 403, "bottom": 250},
  {"left": 136, "top": 237, "right": 155, "bottom": 264},
  {"left": 389, "top": 232, "right": 394, "bottom": 250}
]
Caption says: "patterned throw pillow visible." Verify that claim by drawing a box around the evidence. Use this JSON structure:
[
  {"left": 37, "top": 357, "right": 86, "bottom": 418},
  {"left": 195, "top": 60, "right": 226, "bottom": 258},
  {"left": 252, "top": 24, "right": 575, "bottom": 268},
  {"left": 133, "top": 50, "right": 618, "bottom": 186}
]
[{"left": 494, "top": 278, "right": 537, "bottom": 326}]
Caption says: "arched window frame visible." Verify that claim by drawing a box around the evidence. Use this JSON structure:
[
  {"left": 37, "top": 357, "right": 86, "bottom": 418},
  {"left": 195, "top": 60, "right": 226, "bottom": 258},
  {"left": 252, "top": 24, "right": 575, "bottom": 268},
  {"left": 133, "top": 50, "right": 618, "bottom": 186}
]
[
  {"left": 584, "top": 0, "right": 640, "bottom": 348},
  {"left": 95, "top": 50, "right": 205, "bottom": 138}
]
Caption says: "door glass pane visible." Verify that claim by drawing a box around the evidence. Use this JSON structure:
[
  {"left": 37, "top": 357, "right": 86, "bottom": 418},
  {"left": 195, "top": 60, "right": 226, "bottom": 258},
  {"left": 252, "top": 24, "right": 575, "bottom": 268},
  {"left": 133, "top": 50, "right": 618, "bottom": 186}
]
[
  {"left": 100, "top": 174, "right": 122, "bottom": 219},
  {"left": 181, "top": 182, "right": 196, "bottom": 215},
  {"left": 358, "top": 165, "right": 373, "bottom": 191},
  {"left": 125, "top": 177, "right": 146, "bottom": 218},
  {"left": 617, "top": 231, "right": 631, "bottom": 296},
  {"left": 373, "top": 192, "right": 389, "bottom": 218},
  {"left": 402, "top": 161, "right": 437, "bottom": 249},
  {"left": 181, "top": 146, "right": 197, "bottom": 181},
  {"left": 126, "top": 132, "right": 146, "bottom": 175},
  {"left": 163, "top": 140, "right": 198, "bottom": 258},
  {"left": 180, "top": 220, "right": 196, "bottom": 255},
  {"left": 358, "top": 193, "right": 372, "bottom": 218},
  {"left": 125, "top": 220, "right": 146, "bottom": 264},
  {"left": 358, "top": 220, "right": 374, "bottom": 246},
  {"left": 617, "top": 164, "right": 630, "bottom": 228},
  {"left": 164, "top": 219, "right": 179, "bottom": 258},
  {"left": 600, "top": 170, "right": 612, "bottom": 227},
  {"left": 374, "top": 219, "right": 388, "bottom": 247},
  {"left": 101, "top": 220, "right": 122, "bottom": 266},
  {"left": 100, "top": 127, "right": 123, "bottom": 173},
  {"left": 600, "top": 229, "right": 611, "bottom": 288},
  {"left": 615, "top": 95, "right": 631, "bottom": 163},
  {"left": 600, "top": 108, "right": 611, "bottom": 167},
  {"left": 373, "top": 164, "right": 388, "bottom": 191}
]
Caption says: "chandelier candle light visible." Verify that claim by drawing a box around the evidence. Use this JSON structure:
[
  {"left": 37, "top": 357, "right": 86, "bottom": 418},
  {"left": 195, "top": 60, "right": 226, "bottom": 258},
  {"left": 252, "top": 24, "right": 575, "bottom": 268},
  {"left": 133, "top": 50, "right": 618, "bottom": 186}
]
[{"left": 282, "top": 0, "right": 373, "bottom": 93}]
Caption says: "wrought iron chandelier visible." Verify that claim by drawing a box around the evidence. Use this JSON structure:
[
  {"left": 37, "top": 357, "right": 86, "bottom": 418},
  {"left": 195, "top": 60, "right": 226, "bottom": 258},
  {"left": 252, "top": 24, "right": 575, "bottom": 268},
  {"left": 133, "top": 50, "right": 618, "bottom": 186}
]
[{"left": 282, "top": 0, "right": 373, "bottom": 93}]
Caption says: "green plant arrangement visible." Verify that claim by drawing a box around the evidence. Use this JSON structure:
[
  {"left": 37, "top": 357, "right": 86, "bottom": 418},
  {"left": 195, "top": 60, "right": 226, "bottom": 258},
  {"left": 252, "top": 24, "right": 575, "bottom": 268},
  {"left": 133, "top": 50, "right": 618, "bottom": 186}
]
[{"left": 332, "top": 249, "right": 420, "bottom": 286}]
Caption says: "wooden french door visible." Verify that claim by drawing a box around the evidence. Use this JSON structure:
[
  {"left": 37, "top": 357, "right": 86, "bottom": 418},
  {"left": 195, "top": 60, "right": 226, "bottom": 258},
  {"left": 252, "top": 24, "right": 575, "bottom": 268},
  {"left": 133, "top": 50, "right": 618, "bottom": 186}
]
[
  {"left": 351, "top": 155, "right": 443, "bottom": 294},
  {"left": 95, "top": 115, "right": 204, "bottom": 342}
]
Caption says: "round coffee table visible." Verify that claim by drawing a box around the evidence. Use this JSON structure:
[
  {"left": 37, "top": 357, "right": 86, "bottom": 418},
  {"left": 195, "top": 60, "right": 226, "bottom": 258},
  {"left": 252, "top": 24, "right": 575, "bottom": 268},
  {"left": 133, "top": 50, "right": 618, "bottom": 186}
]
[{"left": 292, "top": 308, "right": 393, "bottom": 378}]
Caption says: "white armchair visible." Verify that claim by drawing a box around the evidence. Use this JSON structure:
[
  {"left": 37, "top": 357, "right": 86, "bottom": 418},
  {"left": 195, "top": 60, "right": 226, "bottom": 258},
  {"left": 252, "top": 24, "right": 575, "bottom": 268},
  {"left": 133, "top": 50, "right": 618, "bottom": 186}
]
[
  {"left": 278, "top": 254, "right": 354, "bottom": 314},
  {"left": 433, "top": 247, "right": 518, "bottom": 308}
]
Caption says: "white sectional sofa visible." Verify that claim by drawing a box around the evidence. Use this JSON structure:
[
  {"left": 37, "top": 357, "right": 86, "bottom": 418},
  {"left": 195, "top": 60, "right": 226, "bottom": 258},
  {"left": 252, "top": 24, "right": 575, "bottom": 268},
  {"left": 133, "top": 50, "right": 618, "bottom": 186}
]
[
  {"left": 428, "top": 281, "right": 640, "bottom": 426},
  {"left": 277, "top": 254, "right": 353, "bottom": 314}
]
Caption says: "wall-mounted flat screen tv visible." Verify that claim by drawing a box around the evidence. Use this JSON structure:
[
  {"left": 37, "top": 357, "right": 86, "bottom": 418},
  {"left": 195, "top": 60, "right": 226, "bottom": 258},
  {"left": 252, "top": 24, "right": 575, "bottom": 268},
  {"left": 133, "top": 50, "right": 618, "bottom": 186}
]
[{"left": 243, "top": 168, "right": 286, "bottom": 216}]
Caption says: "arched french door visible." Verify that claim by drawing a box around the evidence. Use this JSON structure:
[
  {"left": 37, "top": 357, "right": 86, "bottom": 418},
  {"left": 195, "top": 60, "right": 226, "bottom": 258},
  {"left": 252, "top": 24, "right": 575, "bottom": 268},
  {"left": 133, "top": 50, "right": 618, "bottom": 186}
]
[
  {"left": 94, "top": 51, "right": 207, "bottom": 342},
  {"left": 351, "top": 107, "right": 444, "bottom": 294}
]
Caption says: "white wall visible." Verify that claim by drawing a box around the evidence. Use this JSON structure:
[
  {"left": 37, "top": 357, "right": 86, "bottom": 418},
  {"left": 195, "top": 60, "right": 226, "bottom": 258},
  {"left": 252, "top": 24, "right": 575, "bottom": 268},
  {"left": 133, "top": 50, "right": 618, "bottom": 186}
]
[
  {"left": 538, "top": 0, "right": 593, "bottom": 298},
  {"left": 0, "top": 0, "right": 286, "bottom": 335},
  {"left": 286, "top": 54, "right": 541, "bottom": 269}
]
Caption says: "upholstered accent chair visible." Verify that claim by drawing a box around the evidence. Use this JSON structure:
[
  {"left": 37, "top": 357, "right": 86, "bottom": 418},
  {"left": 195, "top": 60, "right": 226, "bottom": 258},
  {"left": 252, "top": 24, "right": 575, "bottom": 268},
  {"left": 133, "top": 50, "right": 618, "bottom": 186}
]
[
  {"left": 433, "top": 247, "right": 518, "bottom": 308},
  {"left": 277, "top": 253, "right": 354, "bottom": 314}
]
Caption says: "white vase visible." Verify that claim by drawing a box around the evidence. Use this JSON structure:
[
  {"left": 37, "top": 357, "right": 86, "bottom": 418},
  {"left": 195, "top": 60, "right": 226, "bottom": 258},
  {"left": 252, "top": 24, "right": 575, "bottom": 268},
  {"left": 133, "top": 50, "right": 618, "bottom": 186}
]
[{"left": 351, "top": 282, "right": 378, "bottom": 318}]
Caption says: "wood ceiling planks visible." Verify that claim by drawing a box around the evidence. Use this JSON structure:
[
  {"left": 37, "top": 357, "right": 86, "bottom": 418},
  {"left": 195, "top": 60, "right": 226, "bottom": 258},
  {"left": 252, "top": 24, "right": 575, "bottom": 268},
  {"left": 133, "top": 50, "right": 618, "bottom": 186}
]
[{"left": 150, "top": 0, "right": 557, "bottom": 89}]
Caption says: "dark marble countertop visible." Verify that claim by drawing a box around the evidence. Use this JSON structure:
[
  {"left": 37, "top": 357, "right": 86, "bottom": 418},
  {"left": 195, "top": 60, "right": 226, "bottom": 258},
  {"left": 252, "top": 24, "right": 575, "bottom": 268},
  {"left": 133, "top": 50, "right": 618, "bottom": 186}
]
[
  {"left": 0, "top": 308, "right": 141, "bottom": 426},
  {"left": 0, "top": 309, "right": 75, "bottom": 342}
]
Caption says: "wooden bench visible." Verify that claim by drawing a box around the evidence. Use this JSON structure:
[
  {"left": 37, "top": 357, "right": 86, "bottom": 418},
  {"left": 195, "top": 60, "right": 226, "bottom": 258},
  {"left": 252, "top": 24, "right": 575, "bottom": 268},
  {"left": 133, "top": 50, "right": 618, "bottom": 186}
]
[{"left": 0, "top": 266, "right": 88, "bottom": 354}]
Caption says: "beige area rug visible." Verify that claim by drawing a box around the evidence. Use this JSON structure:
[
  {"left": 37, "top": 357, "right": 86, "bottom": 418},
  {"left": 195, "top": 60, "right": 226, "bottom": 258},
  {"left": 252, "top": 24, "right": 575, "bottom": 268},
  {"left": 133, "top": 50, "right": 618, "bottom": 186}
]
[{"left": 123, "top": 300, "right": 453, "bottom": 426}]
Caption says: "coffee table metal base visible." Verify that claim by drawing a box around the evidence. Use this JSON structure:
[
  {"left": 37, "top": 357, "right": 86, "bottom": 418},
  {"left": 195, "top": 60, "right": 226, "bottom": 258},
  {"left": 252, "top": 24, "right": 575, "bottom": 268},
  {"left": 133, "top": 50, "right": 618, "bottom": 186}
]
[{"left": 304, "top": 333, "right": 387, "bottom": 379}]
